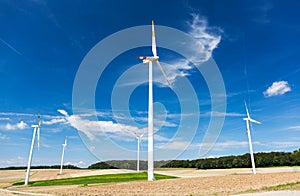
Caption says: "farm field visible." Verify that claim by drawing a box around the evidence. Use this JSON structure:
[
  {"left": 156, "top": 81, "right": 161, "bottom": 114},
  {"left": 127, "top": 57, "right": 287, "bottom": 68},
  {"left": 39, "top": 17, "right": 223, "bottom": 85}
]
[{"left": 0, "top": 167, "right": 300, "bottom": 195}]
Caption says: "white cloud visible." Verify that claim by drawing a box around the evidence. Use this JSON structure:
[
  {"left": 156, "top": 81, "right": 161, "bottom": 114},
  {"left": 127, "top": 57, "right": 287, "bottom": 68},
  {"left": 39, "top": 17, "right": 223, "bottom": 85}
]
[
  {"left": 57, "top": 109, "right": 69, "bottom": 116},
  {"left": 0, "top": 117, "right": 10, "bottom": 121},
  {"left": 65, "top": 160, "right": 86, "bottom": 167},
  {"left": 0, "top": 112, "right": 33, "bottom": 117},
  {"left": 3, "top": 121, "right": 28, "bottom": 131},
  {"left": 263, "top": 81, "right": 291, "bottom": 97},
  {"left": 42, "top": 118, "right": 66, "bottom": 125},
  {"left": 287, "top": 126, "right": 300, "bottom": 130},
  {"left": 0, "top": 37, "right": 23, "bottom": 56},
  {"left": 203, "top": 111, "right": 244, "bottom": 117},
  {"left": 187, "top": 14, "right": 222, "bottom": 64},
  {"left": 58, "top": 109, "right": 146, "bottom": 141},
  {"left": 162, "top": 59, "right": 194, "bottom": 84}
]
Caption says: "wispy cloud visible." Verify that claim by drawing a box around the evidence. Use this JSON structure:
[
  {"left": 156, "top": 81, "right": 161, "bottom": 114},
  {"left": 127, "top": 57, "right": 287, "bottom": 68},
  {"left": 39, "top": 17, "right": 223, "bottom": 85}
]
[
  {"left": 42, "top": 118, "right": 66, "bottom": 125},
  {"left": 286, "top": 126, "right": 300, "bottom": 130},
  {"left": 57, "top": 109, "right": 69, "bottom": 117},
  {"left": 0, "top": 117, "right": 10, "bottom": 121},
  {"left": 263, "top": 81, "right": 291, "bottom": 97},
  {"left": 65, "top": 160, "right": 86, "bottom": 167},
  {"left": 203, "top": 111, "right": 244, "bottom": 117},
  {"left": 187, "top": 14, "right": 222, "bottom": 64},
  {"left": 2, "top": 121, "right": 28, "bottom": 131},
  {"left": 57, "top": 109, "right": 146, "bottom": 141},
  {"left": 160, "top": 59, "right": 194, "bottom": 85},
  {"left": 0, "top": 37, "right": 23, "bottom": 56},
  {"left": 113, "top": 113, "right": 177, "bottom": 128},
  {"left": 0, "top": 112, "right": 33, "bottom": 117}
]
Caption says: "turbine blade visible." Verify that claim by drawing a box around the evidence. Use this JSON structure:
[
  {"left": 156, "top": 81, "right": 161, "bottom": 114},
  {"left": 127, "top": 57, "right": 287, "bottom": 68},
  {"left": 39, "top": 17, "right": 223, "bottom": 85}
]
[
  {"left": 244, "top": 100, "right": 250, "bottom": 119},
  {"left": 37, "top": 113, "right": 41, "bottom": 150},
  {"left": 156, "top": 61, "right": 171, "bottom": 86},
  {"left": 37, "top": 127, "right": 40, "bottom": 150},
  {"left": 152, "top": 20, "right": 157, "bottom": 57},
  {"left": 249, "top": 118, "right": 262, "bottom": 124}
]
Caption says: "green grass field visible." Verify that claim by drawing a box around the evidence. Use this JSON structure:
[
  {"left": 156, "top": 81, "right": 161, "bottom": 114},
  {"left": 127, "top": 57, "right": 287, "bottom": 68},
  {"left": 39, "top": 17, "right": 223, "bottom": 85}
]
[{"left": 13, "top": 172, "right": 176, "bottom": 186}]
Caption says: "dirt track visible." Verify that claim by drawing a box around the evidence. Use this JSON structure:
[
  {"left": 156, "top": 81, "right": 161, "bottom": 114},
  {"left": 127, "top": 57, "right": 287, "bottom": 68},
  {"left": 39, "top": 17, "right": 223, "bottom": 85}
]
[{"left": 2, "top": 169, "right": 300, "bottom": 195}]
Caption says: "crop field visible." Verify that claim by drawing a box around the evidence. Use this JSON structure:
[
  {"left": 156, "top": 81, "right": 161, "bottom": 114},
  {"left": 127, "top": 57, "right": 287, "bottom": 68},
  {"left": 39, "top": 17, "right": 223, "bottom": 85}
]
[{"left": 0, "top": 168, "right": 300, "bottom": 195}]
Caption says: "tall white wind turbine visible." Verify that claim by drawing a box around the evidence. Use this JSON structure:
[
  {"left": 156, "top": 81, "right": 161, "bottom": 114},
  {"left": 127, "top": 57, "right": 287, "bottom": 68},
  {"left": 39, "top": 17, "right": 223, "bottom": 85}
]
[
  {"left": 60, "top": 138, "right": 67, "bottom": 175},
  {"left": 25, "top": 113, "right": 41, "bottom": 186},
  {"left": 137, "top": 21, "right": 171, "bottom": 181},
  {"left": 243, "top": 101, "right": 261, "bottom": 174}
]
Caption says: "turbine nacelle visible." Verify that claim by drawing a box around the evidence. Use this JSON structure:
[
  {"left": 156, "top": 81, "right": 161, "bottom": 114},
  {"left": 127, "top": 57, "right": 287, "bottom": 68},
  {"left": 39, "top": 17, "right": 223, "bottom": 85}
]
[
  {"left": 136, "top": 56, "right": 159, "bottom": 64},
  {"left": 243, "top": 101, "right": 262, "bottom": 125},
  {"left": 62, "top": 138, "right": 67, "bottom": 147},
  {"left": 243, "top": 117, "right": 262, "bottom": 124}
]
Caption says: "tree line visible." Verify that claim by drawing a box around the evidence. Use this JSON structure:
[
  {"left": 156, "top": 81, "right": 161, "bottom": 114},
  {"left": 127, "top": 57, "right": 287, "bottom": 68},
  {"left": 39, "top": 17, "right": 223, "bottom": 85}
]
[
  {"left": 162, "top": 149, "right": 300, "bottom": 169},
  {"left": 2, "top": 149, "right": 299, "bottom": 170},
  {"left": 0, "top": 164, "right": 80, "bottom": 170},
  {"left": 88, "top": 148, "right": 300, "bottom": 170},
  {"left": 88, "top": 160, "right": 169, "bottom": 170}
]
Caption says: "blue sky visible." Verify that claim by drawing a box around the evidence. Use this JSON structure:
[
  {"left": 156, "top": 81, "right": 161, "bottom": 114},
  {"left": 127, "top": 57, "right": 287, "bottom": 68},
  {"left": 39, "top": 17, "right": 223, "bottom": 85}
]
[{"left": 0, "top": 0, "right": 300, "bottom": 168}]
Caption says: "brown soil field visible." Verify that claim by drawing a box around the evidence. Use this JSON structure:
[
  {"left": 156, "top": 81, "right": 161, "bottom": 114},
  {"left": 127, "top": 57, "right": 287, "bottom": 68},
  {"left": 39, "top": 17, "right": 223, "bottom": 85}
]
[{"left": 1, "top": 168, "right": 300, "bottom": 195}]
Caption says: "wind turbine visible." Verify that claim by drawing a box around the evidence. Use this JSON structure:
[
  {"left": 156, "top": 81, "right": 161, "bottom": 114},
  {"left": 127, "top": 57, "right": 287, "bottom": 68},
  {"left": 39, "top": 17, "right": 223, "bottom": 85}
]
[
  {"left": 60, "top": 138, "right": 67, "bottom": 175},
  {"left": 133, "top": 132, "right": 145, "bottom": 173},
  {"left": 137, "top": 21, "right": 171, "bottom": 181},
  {"left": 25, "top": 113, "right": 41, "bottom": 186},
  {"left": 243, "top": 101, "right": 261, "bottom": 174}
]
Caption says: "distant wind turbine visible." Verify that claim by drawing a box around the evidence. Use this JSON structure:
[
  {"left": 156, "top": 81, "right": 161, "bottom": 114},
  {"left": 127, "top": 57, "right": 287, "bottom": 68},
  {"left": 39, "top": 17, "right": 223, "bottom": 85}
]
[
  {"left": 243, "top": 101, "right": 262, "bottom": 174},
  {"left": 137, "top": 21, "right": 171, "bottom": 181},
  {"left": 25, "top": 113, "right": 41, "bottom": 186},
  {"left": 133, "top": 132, "right": 145, "bottom": 173},
  {"left": 60, "top": 138, "right": 67, "bottom": 175}
]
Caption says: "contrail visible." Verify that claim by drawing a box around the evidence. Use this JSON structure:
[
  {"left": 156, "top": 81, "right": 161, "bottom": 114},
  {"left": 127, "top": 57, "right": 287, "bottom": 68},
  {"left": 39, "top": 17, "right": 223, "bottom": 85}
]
[{"left": 0, "top": 37, "right": 23, "bottom": 56}]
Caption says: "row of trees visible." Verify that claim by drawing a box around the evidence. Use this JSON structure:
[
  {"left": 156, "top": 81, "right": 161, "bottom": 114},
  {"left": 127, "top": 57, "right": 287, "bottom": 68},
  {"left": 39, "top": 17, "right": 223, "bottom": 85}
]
[
  {"left": 88, "top": 149, "right": 300, "bottom": 170},
  {"left": 0, "top": 164, "right": 80, "bottom": 170},
  {"left": 3, "top": 149, "right": 299, "bottom": 170},
  {"left": 88, "top": 160, "right": 169, "bottom": 170},
  {"left": 163, "top": 149, "right": 300, "bottom": 169}
]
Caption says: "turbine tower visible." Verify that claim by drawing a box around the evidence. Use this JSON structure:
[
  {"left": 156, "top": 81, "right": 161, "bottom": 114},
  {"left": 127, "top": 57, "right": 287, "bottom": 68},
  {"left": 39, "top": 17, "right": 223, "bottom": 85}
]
[
  {"left": 243, "top": 101, "right": 261, "bottom": 174},
  {"left": 133, "top": 132, "right": 144, "bottom": 173},
  {"left": 60, "top": 138, "right": 67, "bottom": 175},
  {"left": 25, "top": 113, "right": 41, "bottom": 186},
  {"left": 137, "top": 21, "right": 171, "bottom": 181}
]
